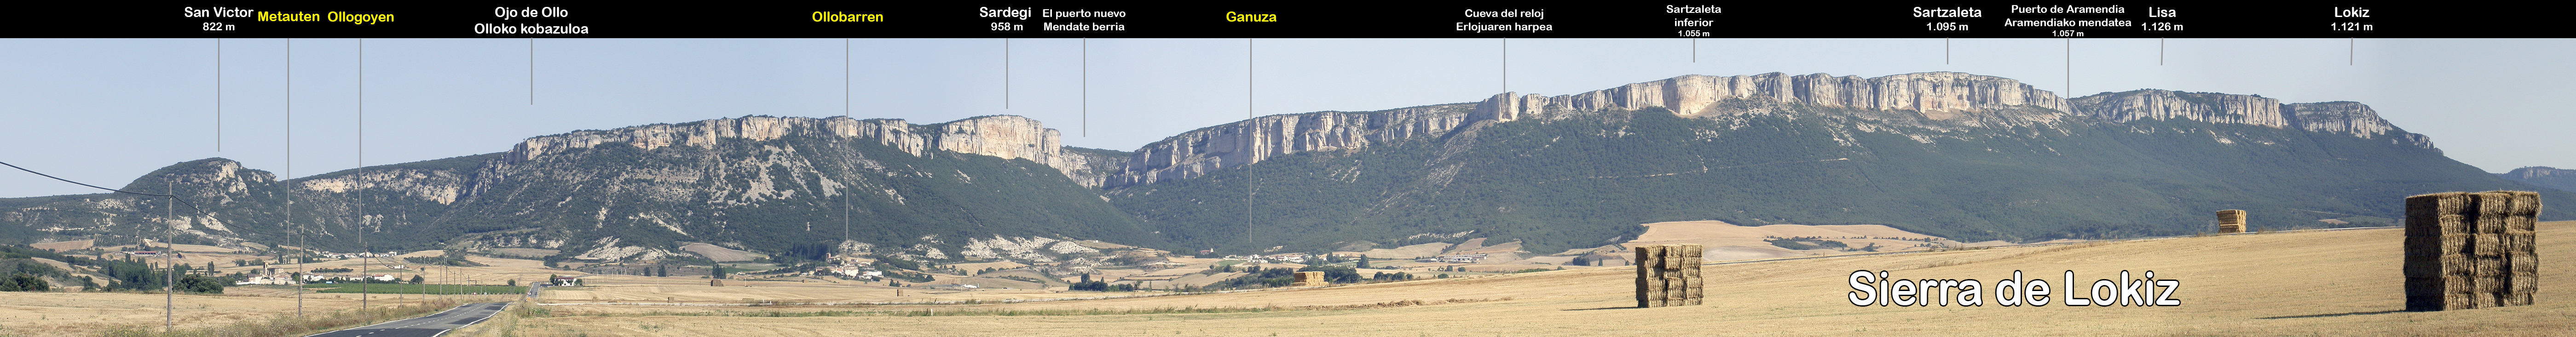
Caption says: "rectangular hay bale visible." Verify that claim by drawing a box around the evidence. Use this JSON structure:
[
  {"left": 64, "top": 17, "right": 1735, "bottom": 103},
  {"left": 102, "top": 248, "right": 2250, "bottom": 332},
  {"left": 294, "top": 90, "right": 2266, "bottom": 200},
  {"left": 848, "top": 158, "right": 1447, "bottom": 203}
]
[
  {"left": 1664, "top": 276, "right": 1685, "bottom": 305},
  {"left": 2217, "top": 210, "right": 2248, "bottom": 233},
  {"left": 2404, "top": 275, "right": 2445, "bottom": 297},
  {"left": 1635, "top": 245, "right": 1665, "bottom": 308},
  {"left": 1685, "top": 275, "right": 1705, "bottom": 305},
  {"left": 1681, "top": 244, "right": 1704, "bottom": 266},
  {"left": 2403, "top": 236, "right": 2449, "bottom": 258},
  {"left": 2472, "top": 192, "right": 2511, "bottom": 235},
  {"left": 2406, "top": 193, "right": 2478, "bottom": 311},
  {"left": 2406, "top": 193, "right": 2468, "bottom": 238},
  {"left": 2472, "top": 234, "right": 2505, "bottom": 258},
  {"left": 2508, "top": 259, "right": 2537, "bottom": 306},
  {"left": 1680, "top": 244, "right": 1704, "bottom": 306},
  {"left": 2446, "top": 273, "right": 2477, "bottom": 311},
  {"left": 2501, "top": 191, "right": 2542, "bottom": 233},
  {"left": 2406, "top": 275, "right": 2447, "bottom": 311}
]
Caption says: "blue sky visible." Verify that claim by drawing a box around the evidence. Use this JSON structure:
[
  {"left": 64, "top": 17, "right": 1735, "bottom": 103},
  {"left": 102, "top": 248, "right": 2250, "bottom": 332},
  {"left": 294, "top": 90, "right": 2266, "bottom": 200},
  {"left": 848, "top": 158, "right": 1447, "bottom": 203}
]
[{"left": 3, "top": 38, "right": 2570, "bottom": 197}]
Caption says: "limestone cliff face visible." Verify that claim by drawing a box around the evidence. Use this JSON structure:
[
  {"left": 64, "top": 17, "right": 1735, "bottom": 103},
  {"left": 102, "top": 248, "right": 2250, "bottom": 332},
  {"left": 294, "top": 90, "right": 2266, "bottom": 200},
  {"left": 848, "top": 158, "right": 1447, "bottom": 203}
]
[
  {"left": 2068, "top": 90, "right": 2429, "bottom": 149},
  {"left": 2282, "top": 101, "right": 2421, "bottom": 144},
  {"left": 1102, "top": 72, "right": 2443, "bottom": 190},
  {"left": 1105, "top": 104, "right": 1476, "bottom": 188},
  {"left": 2501, "top": 166, "right": 2576, "bottom": 193},
  {"left": 1, "top": 115, "right": 1129, "bottom": 254},
  {"left": 508, "top": 115, "right": 1108, "bottom": 187},
  {"left": 1108, "top": 72, "right": 2069, "bottom": 189},
  {"left": 2068, "top": 90, "right": 2288, "bottom": 127},
  {"left": 2505, "top": 166, "right": 2576, "bottom": 181},
  {"left": 1478, "top": 72, "right": 2067, "bottom": 121},
  {"left": 297, "top": 163, "right": 475, "bottom": 206}
]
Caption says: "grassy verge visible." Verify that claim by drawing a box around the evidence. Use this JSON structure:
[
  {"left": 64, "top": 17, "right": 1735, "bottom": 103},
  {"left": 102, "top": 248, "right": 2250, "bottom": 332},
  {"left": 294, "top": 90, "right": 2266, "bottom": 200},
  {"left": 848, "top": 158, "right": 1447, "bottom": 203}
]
[
  {"left": 443, "top": 300, "right": 528, "bottom": 337},
  {"left": 91, "top": 298, "right": 468, "bottom": 337}
]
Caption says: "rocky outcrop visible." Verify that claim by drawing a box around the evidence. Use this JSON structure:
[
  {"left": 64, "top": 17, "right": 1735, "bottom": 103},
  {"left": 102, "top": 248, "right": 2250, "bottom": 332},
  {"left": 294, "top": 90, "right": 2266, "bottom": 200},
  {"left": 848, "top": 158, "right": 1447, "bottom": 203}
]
[
  {"left": 507, "top": 115, "right": 1108, "bottom": 187},
  {"left": 1106, "top": 104, "right": 1478, "bottom": 188},
  {"left": 1104, "top": 72, "right": 2448, "bottom": 190},
  {"left": 2283, "top": 102, "right": 2400, "bottom": 137},
  {"left": 1109, "top": 72, "right": 2069, "bottom": 189},
  {"left": 2501, "top": 166, "right": 2576, "bottom": 193},
  {"left": 2066, "top": 91, "right": 2429, "bottom": 149},
  {"left": 1480, "top": 72, "right": 2067, "bottom": 121},
  {"left": 296, "top": 162, "right": 478, "bottom": 206},
  {"left": 2068, "top": 90, "right": 2287, "bottom": 127}
]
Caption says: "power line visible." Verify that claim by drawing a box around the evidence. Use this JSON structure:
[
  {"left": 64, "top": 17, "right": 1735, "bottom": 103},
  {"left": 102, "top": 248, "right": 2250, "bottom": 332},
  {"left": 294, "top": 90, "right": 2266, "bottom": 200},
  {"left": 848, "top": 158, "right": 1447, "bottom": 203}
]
[
  {"left": 0, "top": 161, "right": 184, "bottom": 197},
  {"left": 0, "top": 160, "right": 319, "bottom": 239}
]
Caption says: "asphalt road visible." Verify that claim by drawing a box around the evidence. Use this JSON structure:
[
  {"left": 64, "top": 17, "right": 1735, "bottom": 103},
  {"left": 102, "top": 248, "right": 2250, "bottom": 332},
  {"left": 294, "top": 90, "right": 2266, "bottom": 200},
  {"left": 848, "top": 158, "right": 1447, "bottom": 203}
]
[{"left": 304, "top": 302, "right": 511, "bottom": 337}]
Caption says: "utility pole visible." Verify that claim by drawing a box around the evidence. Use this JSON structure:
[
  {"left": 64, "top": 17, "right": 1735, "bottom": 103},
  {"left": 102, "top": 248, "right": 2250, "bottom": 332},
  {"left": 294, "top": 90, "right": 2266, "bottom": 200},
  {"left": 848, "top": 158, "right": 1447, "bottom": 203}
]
[
  {"left": 288, "top": 37, "right": 303, "bottom": 320},
  {"left": 164, "top": 179, "right": 173, "bottom": 333},
  {"left": 357, "top": 37, "right": 369, "bottom": 323}
]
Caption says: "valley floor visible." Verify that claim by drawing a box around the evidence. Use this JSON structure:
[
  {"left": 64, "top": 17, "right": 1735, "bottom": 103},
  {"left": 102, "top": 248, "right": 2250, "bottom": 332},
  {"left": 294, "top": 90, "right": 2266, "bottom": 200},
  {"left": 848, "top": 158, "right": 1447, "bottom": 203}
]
[{"left": 465, "top": 221, "right": 2576, "bottom": 337}]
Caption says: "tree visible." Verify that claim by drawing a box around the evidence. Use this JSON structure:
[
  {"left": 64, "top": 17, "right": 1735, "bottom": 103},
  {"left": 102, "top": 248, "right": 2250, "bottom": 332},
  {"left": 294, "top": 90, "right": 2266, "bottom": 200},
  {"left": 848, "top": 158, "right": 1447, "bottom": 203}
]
[
  {"left": 1355, "top": 256, "right": 1371, "bottom": 269},
  {"left": 409, "top": 275, "right": 425, "bottom": 284},
  {"left": 176, "top": 275, "right": 224, "bottom": 293},
  {"left": 507, "top": 279, "right": 518, "bottom": 287},
  {"left": 0, "top": 274, "right": 49, "bottom": 291},
  {"left": 1295, "top": 265, "right": 1361, "bottom": 284}
]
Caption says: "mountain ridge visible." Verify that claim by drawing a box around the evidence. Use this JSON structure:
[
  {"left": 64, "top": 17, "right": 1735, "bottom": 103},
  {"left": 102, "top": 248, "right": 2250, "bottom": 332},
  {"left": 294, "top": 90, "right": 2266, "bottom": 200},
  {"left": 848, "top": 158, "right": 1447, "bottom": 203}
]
[
  {"left": 1103, "top": 72, "right": 2439, "bottom": 192},
  {"left": 2501, "top": 166, "right": 2576, "bottom": 193},
  {"left": 3, "top": 71, "right": 2564, "bottom": 262}
]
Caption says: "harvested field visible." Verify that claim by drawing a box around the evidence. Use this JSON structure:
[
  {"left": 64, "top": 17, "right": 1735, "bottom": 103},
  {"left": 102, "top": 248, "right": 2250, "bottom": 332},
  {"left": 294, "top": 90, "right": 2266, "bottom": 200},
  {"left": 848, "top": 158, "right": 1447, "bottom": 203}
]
[
  {"left": 28, "top": 240, "right": 92, "bottom": 251},
  {"left": 491, "top": 248, "right": 561, "bottom": 258},
  {"left": 500, "top": 222, "right": 2576, "bottom": 336},
  {"left": 1356, "top": 243, "right": 1452, "bottom": 259},
  {"left": 0, "top": 291, "right": 466, "bottom": 337},
  {"left": 678, "top": 243, "right": 754, "bottom": 262},
  {"left": 1628, "top": 221, "right": 1956, "bottom": 261}
]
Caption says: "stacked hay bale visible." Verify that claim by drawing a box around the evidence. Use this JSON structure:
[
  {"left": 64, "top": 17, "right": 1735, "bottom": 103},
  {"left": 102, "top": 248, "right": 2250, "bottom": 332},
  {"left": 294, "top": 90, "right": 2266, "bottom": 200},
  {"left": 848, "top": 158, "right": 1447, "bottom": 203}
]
[
  {"left": 1633, "top": 244, "right": 1704, "bottom": 308},
  {"left": 1291, "top": 271, "right": 1327, "bottom": 286},
  {"left": 2216, "top": 210, "right": 2248, "bottom": 234},
  {"left": 2505, "top": 191, "right": 2541, "bottom": 306},
  {"left": 2405, "top": 191, "right": 2542, "bottom": 311}
]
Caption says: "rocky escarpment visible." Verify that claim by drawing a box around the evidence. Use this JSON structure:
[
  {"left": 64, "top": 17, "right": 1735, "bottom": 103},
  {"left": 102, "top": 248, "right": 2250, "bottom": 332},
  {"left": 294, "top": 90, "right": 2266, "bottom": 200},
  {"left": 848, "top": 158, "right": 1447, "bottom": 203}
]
[
  {"left": 2066, "top": 90, "right": 2289, "bottom": 127},
  {"left": 509, "top": 115, "right": 1113, "bottom": 187},
  {"left": 1107, "top": 72, "right": 2071, "bottom": 189},
  {"left": 1105, "top": 72, "right": 2446, "bottom": 190},
  {"left": 1476, "top": 72, "right": 2067, "bottom": 121},
  {"left": 2068, "top": 90, "right": 2429, "bottom": 149},
  {"left": 1, "top": 114, "right": 1157, "bottom": 257},
  {"left": 1106, "top": 104, "right": 1477, "bottom": 188},
  {"left": 2501, "top": 166, "right": 2576, "bottom": 193},
  {"left": 2283, "top": 102, "right": 2431, "bottom": 148}
]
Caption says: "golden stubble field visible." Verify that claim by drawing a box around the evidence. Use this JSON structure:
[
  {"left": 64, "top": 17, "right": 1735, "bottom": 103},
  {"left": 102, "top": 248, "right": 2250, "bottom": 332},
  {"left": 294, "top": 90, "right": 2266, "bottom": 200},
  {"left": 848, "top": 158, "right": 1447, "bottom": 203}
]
[
  {"left": 499, "top": 221, "right": 2576, "bottom": 337},
  {"left": 0, "top": 248, "right": 554, "bottom": 336},
  {"left": 0, "top": 291, "right": 501, "bottom": 337}
]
